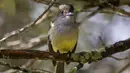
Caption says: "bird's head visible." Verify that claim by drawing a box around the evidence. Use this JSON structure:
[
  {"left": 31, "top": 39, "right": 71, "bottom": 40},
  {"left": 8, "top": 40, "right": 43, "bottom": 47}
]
[{"left": 59, "top": 4, "right": 74, "bottom": 16}]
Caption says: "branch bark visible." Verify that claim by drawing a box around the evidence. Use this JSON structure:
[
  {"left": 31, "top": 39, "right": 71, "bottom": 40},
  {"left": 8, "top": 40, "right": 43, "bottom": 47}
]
[
  {"left": 32, "top": 0, "right": 130, "bottom": 7},
  {"left": 0, "top": 38, "right": 129, "bottom": 64}
]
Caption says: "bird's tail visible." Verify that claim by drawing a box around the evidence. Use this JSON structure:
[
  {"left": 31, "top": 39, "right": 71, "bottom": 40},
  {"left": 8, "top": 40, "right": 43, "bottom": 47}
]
[{"left": 54, "top": 61, "right": 65, "bottom": 73}]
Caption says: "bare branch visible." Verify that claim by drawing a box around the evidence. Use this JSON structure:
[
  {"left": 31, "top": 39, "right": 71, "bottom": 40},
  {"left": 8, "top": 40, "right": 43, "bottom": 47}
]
[
  {"left": 0, "top": 38, "right": 129, "bottom": 63},
  {"left": 22, "top": 35, "right": 48, "bottom": 50},
  {"left": 0, "top": 35, "right": 129, "bottom": 73},
  {"left": 2, "top": 60, "right": 36, "bottom": 73},
  {"left": 0, "top": 1, "right": 55, "bottom": 47},
  {"left": 32, "top": 0, "right": 130, "bottom": 18},
  {"left": 118, "top": 62, "right": 130, "bottom": 73},
  {"left": 32, "top": 0, "right": 60, "bottom": 6},
  {"left": 13, "top": 60, "right": 37, "bottom": 73},
  {"left": 0, "top": 61, "right": 52, "bottom": 73},
  {"left": 1, "top": 0, "right": 130, "bottom": 49},
  {"left": 107, "top": 2, "right": 130, "bottom": 17},
  {"left": 77, "top": 6, "right": 103, "bottom": 24},
  {"left": 110, "top": 56, "right": 128, "bottom": 60}
]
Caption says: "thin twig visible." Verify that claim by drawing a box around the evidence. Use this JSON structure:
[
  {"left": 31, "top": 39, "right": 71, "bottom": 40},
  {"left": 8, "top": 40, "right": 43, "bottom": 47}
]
[
  {"left": 83, "top": 8, "right": 130, "bottom": 17},
  {"left": 0, "top": 61, "right": 52, "bottom": 73},
  {"left": 118, "top": 62, "right": 130, "bottom": 73},
  {"left": 23, "top": 35, "right": 48, "bottom": 50},
  {"left": 14, "top": 60, "right": 36, "bottom": 73},
  {"left": 0, "top": 1, "right": 55, "bottom": 47},
  {"left": 33, "top": 0, "right": 130, "bottom": 18},
  {"left": 77, "top": 6, "right": 103, "bottom": 24},
  {"left": 32, "top": 0, "right": 60, "bottom": 6},
  {"left": 107, "top": 2, "right": 130, "bottom": 17},
  {"left": 2, "top": 60, "right": 36, "bottom": 73},
  {"left": 110, "top": 56, "right": 128, "bottom": 61}
]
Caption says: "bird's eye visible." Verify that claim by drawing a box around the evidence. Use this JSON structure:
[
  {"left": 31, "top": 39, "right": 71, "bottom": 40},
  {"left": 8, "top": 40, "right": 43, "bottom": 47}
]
[
  {"left": 59, "top": 4, "right": 69, "bottom": 11},
  {"left": 64, "top": 6, "right": 70, "bottom": 11}
]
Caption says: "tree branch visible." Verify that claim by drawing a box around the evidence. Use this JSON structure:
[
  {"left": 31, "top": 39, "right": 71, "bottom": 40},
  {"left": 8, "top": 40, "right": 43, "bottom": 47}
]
[
  {"left": 5, "top": 60, "right": 36, "bottom": 73},
  {"left": 0, "top": 61, "right": 52, "bottom": 73},
  {"left": 118, "top": 62, "right": 130, "bottom": 73},
  {"left": 1, "top": 0, "right": 130, "bottom": 48},
  {"left": 0, "top": 1, "right": 55, "bottom": 47},
  {"left": 0, "top": 38, "right": 129, "bottom": 64},
  {"left": 32, "top": 0, "right": 130, "bottom": 18},
  {"left": 0, "top": 0, "right": 130, "bottom": 68},
  {"left": 77, "top": 6, "right": 103, "bottom": 24}
]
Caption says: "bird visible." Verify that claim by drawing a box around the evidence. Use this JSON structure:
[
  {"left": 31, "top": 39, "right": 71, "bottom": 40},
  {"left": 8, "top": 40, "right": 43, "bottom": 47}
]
[{"left": 48, "top": 4, "right": 79, "bottom": 73}]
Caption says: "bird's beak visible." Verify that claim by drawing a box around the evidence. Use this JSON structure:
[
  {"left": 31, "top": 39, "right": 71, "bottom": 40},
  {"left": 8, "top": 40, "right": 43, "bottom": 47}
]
[{"left": 65, "top": 12, "right": 74, "bottom": 16}]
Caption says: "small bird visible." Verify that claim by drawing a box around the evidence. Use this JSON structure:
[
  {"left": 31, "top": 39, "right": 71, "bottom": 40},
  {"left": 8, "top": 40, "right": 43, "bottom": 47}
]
[{"left": 48, "top": 4, "right": 79, "bottom": 73}]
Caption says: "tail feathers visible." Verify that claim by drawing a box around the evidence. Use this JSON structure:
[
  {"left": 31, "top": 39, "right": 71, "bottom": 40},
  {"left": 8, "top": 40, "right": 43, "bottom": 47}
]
[{"left": 54, "top": 61, "right": 65, "bottom": 73}]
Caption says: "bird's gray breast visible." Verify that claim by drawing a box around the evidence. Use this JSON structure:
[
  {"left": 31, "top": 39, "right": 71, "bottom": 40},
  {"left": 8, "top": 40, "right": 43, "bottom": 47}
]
[
  {"left": 49, "top": 16, "right": 78, "bottom": 39},
  {"left": 49, "top": 23, "right": 78, "bottom": 40}
]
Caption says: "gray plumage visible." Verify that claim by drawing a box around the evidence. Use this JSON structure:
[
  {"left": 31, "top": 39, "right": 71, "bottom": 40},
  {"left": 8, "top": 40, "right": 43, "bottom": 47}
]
[{"left": 48, "top": 12, "right": 78, "bottom": 53}]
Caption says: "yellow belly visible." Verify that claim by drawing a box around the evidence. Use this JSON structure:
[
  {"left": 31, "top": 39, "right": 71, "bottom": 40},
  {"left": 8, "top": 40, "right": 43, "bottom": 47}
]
[
  {"left": 49, "top": 25, "right": 78, "bottom": 54},
  {"left": 52, "top": 39, "right": 77, "bottom": 54}
]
